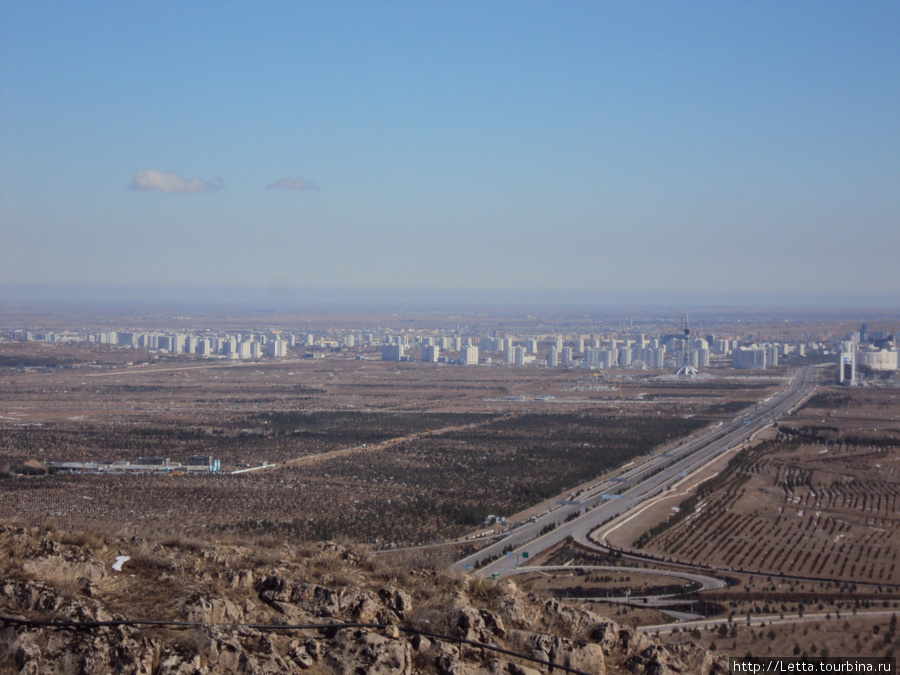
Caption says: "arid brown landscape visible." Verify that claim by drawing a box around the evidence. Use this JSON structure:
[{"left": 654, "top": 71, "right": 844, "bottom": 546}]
[{"left": 2, "top": 310, "right": 899, "bottom": 671}]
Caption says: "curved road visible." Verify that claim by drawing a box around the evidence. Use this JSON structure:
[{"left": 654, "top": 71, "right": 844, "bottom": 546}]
[
  {"left": 502, "top": 564, "right": 727, "bottom": 596},
  {"left": 638, "top": 609, "right": 898, "bottom": 635},
  {"left": 452, "top": 366, "right": 817, "bottom": 577}
]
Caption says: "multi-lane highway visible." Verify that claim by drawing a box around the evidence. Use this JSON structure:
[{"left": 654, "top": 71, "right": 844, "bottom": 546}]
[{"left": 451, "top": 366, "right": 817, "bottom": 577}]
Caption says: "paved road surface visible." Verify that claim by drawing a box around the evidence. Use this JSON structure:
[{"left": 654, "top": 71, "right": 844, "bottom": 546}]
[{"left": 451, "top": 367, "right": 817, "bottom": 577}]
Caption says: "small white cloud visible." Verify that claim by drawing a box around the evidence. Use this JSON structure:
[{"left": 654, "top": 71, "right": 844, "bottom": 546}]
[
  {"left": 129, "top": 169, "right": 222, "bottom": 193},
  {"left": 267, "top": 177, "right": 320, "bottom": 191}
]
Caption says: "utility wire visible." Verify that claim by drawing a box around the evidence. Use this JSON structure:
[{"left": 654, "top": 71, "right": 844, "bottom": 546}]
[{"left": 0, "top": 614, "right": 593, "bottom": 675}]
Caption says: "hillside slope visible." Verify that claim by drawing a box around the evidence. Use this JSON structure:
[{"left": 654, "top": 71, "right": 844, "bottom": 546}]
[{"left": 0, "top": 524, "right": 725, "bottom": 674}]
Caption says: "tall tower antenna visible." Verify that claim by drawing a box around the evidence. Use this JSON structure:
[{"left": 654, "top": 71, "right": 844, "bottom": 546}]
[{"left": 674, "top": 313, "right": 698, "bottom": 377}]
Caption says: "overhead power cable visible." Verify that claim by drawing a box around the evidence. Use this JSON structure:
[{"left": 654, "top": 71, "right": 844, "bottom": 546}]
[{"left": 0, "top": 614, "right": 593, "bottom": 675}]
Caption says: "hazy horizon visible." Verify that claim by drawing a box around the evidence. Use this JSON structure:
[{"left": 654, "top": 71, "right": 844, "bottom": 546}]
[{"left": 2, "top": 283, "right": 900, "bottom": 315}]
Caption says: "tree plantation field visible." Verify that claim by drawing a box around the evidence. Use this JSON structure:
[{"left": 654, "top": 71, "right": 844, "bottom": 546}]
[
  {"left": 0, "top": 342, "right": 775, "bottom": 466},
  {"left": 1, "top": 342, "right": 784, "bottom": 546},
  {"left": 0, "top": 410, "right": 710, "bottom": 546},
  {"left": 0, "top": 409, "right": 495, "bottom": 468},
  {"left": 637, "top": 387, "right": 900, "bottom": 585}
]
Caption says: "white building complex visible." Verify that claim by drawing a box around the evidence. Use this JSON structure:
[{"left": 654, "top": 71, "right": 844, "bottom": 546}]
[
  {"left": 732, "top": 346, "right": 768, "bottom": 370},
  {"left": 856, "top": 347, "right": 899, "bottom": 371}
]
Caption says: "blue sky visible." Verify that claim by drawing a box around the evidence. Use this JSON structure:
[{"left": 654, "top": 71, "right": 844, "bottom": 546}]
[{"left": 1, "top": 2, "right": 898, "bottom": 306}]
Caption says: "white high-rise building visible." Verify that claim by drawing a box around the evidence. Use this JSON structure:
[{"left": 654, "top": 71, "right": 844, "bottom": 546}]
[
  {"left": 461, "top": 345, "right": 479, "bottom": 365},
  {"left": 562, "top": 347, "right": 573, "bottom": 365},
  {"left": 689, "top": 349, "right": 700, "bottom": 369},
  {"left": 689, "top": 338, "right": 708, "bottom": 351},
  {"left": 547, "top": 346, "right": 559, "bottom": 367},
  {"left": 732, "top": 347, "right": 766, "bottom": 369},
  {"left": 514, "top": 346, "right": 526, "bottom": 366},
  {"left": 267, "top": 340, "right": 287, "bottom": 357},
  {"left": 421, "top": 345, "right": 439, "bottom": 363},
  {"left": 505, "top": 343, "right": 515, "bottom": 364},
  {"left": 840, "top": 351, "right": 856, "bottom": 385},
  {"left": 482, "top": 337, "right": 501, "bottom": 352},
  {"left": 382, "top": 344, "right": 405, "bottom": 361},
  {"left": 526, "top": 338, "right": 538, "bottom": 354}
]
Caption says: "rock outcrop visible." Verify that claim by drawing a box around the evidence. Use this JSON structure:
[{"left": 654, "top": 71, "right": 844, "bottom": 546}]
[{"left": 0, "top": 524, "right": 726, "bottom": 674}]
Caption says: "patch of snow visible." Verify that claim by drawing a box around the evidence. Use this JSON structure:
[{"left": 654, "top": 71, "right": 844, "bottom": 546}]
[{"left": 112, "top": 555, "right": 130, "bottom": 572}]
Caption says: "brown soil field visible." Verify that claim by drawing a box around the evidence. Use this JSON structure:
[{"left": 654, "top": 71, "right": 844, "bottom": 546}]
[
  {"left": 0, "top": 341, "right": 780, "bottom": 547},
  {"left": 636, "top": 386, "right": 900, "bottom": 585},
  {"left": 518, "top": 526, "right": 900, "bottom": 661},
  {"left": 655, "top": 613, "right": 900, "bottom": 661}
]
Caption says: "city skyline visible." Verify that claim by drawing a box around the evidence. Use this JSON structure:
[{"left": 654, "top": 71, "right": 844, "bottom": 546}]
[{"left": 2, "top": 2, "right": 899, "bottom": 307}]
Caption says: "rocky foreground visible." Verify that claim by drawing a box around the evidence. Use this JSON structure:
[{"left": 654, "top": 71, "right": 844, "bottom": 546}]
[{"left": 0, "top": 524, "right": 725, "bottom": 674}]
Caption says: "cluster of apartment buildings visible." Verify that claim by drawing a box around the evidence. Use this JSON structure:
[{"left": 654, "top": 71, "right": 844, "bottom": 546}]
[
  {"left": 7, "top": 321, "right": 898, "bottom": 381},
  {"left": 91, "top": 331, "right": 291, "bottom": 360},
  {"left": 381, "top": 331, "right": 793, "bottom": 371},
  {"left": 379, "top": 326, "right": 899, "bottom": 383}
]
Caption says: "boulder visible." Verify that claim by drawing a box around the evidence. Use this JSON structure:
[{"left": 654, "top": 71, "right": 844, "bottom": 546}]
[
  {"left": 288, "top": 638, "right": 320, "bottom": 669},
  {"left": 510, "top": 630, "right": 606, "bottom": 675},
  {"left": 323, "top": 627, "right": 412, "bottom": 675},
  {"left": 379, "top": 585, "right": 413, "bottom": 620},
  {"left": 15, "top": 642, "right": 41, "bottom": 675},
  {"left": 182, "top": 594, "right": 244, "bottom": 624}
]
